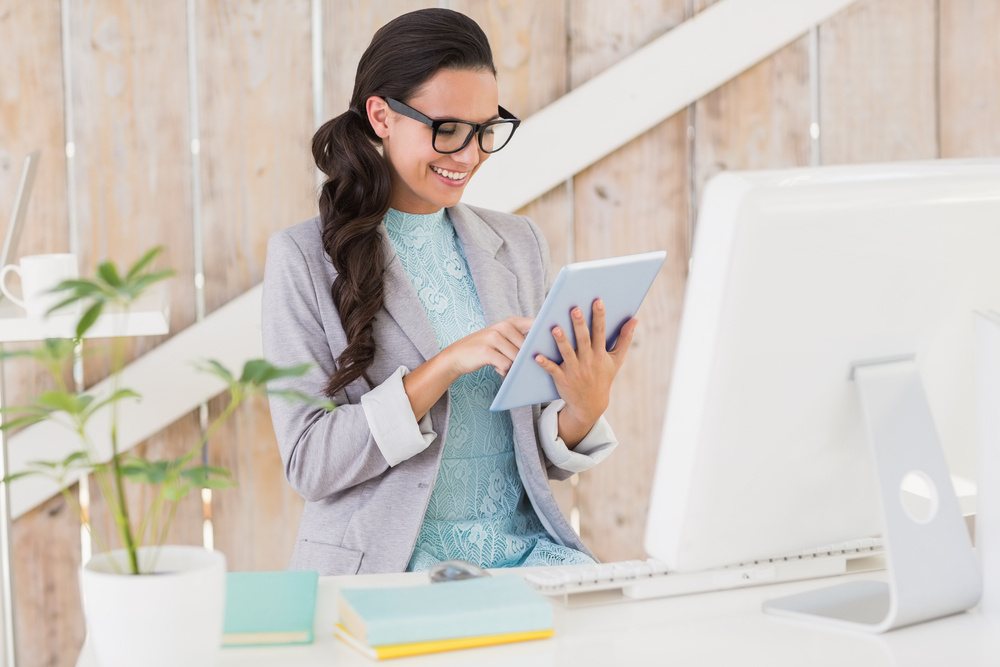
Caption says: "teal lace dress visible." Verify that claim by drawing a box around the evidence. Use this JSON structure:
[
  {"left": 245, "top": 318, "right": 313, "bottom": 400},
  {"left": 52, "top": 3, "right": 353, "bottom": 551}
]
[{"left": 383, "top": 208, "right": 595, "bottom": 571}]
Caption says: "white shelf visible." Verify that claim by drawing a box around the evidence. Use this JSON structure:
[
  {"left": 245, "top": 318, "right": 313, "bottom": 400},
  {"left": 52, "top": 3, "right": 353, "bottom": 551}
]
[{"left": 0, "top": 285, "right": 170, "bottom": 342}]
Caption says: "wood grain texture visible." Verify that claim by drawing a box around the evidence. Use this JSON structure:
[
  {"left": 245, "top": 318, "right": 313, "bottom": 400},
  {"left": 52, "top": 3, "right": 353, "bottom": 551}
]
[
  {"left": 693, "top": 36, "right": 811, "bottom": 210},
  {"left": 449, "top": 0, "right": 580, "bottom": 529},
  {"left": 0, "top": 0, "right": 73, "bottom": 409},
  {"left": 11, "top": 494, "right": 85, "bottom": 667},
  {"left": 939, "top": 0, "right": 1000, "bottom": 158},
  {"left": 1, "top": 1, "right": 83, "bottom": 665},
  {"left": 70, "top": 0, "right": 204, "bottom": 566},
  {"left": 569, "top": 0, "right": 688, "bottom": 562},
  {"left": 321, "top": 0, "right": 437, "bottom": 119},
  {"left": 819, "top": 0, "right": 938, "bottom": 164},
  {"left": 197, "top": 0, "right": 316, "bottom": 573}
]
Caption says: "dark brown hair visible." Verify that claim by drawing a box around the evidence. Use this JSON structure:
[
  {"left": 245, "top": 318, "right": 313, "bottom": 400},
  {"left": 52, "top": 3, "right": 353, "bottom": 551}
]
[{"left": 312, "top": 8, "right": 496, "bottom": 398}]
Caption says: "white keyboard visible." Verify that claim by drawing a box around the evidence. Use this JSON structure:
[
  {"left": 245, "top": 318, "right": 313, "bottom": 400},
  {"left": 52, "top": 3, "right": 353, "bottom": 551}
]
[{"left": 521, "top": 537, "right": 885, "bottom": 606}]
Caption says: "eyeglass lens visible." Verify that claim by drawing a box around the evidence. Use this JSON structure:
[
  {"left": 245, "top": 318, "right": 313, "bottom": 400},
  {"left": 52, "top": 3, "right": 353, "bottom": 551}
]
[{"left": 433, "top": 121, "right": 516, "bottom": 154}]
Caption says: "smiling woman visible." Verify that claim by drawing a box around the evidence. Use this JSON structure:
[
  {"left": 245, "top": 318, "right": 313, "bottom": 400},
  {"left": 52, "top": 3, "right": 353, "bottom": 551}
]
[{"left": 260, "top": 7, "right": 637, "bottom": 577}]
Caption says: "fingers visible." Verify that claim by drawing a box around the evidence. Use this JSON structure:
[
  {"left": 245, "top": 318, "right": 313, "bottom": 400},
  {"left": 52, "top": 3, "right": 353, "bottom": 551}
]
[
  {"left": 534, "top": 353, "right": 564, "bottom": 381},
  {"left": 569, "top": 306, "right": 592, "bottom": 361},
  {"left": 608, "top": 317, "right": 638, "bottom": 367},
  {"left": 507, "top": 317, "right": 534, "bottom": 335},
  {"left": 590, "top": 299, "right": 606, "bottom": 353},
  {"left": 483, "top": 327, "right": 519, "bottom": 361},
  {"left": 550, "top": 325, "right": 578, "bottom": 368}
]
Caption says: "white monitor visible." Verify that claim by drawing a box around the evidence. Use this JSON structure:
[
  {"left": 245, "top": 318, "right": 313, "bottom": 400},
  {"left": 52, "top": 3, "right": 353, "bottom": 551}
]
[{"left": 644, "top": 158, "right": 1000, "bottom": 580}]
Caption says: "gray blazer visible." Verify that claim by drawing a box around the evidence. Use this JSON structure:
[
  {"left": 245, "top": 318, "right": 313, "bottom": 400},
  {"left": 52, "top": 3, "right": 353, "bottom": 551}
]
[{"left": 262, "top": 203, "right": 595, "bottom": 575}]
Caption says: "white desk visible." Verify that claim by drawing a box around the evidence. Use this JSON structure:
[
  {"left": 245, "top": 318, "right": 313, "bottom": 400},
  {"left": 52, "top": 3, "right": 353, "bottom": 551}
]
[{"left": 75, "top": 569, "right": 1000, "bottom": 666}]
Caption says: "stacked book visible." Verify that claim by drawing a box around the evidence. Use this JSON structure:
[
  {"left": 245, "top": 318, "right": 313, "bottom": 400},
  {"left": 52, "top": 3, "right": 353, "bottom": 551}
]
[{"left": 335, "top": 575, "right": 554, "bottom": 660}]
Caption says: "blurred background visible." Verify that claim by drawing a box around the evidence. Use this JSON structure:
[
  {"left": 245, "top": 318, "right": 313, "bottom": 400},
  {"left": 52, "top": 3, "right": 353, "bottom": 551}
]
[{"left": 1, "top": 0, "right": 998, "bottom": 664}]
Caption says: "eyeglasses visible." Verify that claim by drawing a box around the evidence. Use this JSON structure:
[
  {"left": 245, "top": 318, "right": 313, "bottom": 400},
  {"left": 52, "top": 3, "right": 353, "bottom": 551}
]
[{"left": 384, "top": 97, "right": 520, "bottom": 154}]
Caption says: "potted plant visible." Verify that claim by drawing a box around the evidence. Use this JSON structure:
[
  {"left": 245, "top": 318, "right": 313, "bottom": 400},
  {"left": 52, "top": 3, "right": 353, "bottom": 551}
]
[{"left": 1, "top": 248, "right": 332, "bottom": 667}]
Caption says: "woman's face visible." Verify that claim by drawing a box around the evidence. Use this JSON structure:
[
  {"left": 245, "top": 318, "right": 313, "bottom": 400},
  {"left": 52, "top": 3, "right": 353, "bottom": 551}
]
[{"left": 369, "top": 68, "right": 499, "bottom": 215}]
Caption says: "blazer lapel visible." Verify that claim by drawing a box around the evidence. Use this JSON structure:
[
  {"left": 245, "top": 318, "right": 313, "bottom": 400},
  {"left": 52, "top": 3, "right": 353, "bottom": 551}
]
[
  {"left": 379, "top": 226, "right": 442, "bottom": 362},
  {"left": 449, "top": 204, "right": 520, "bottom": 324}
]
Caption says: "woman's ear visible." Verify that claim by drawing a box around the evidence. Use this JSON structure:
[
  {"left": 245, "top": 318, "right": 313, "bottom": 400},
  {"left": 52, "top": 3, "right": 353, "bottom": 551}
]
[{"left": 366, "top": 96, "right": 390, "bottom": 139}]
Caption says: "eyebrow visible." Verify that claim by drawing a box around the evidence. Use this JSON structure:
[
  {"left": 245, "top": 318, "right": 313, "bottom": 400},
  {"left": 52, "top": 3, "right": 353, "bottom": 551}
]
[{"left": 429, "top": 111, "right": 501, "bottom": 124}]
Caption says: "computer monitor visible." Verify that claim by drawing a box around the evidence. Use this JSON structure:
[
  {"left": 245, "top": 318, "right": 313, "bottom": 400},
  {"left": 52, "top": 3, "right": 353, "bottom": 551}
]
[{"left": 643, "top": 159, "right": 1000, "bottom": 599}]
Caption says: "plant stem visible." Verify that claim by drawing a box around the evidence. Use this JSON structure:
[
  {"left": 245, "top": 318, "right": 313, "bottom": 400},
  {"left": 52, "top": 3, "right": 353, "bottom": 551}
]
[
  {"left": 107, "top": 333, "right": 139, "bottom": 574},
  {"left": 186, "top": 388, "right": 243, "bottom": 462}
]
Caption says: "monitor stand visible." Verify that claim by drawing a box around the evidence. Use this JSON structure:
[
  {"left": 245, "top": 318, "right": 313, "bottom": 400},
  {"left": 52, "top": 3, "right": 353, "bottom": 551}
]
[{"left": 763, "top": 357, "right": 982, "bottom": 633}]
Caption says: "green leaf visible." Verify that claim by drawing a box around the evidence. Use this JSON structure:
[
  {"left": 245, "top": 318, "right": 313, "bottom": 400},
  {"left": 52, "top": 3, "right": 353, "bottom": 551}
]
[
  {"left": 238, "top": 360, "right": 312, "bottom": 387},
  {"left": 196, "top": 359, "right": 235, "bottom": 384},
  {"left": 162, "top": 481, "right": 192, "bottom": 502},
  {"left": 2, "top": 471, "right": 40, "bottom": 484},
  {"left": 0, "top": 338, "right": 75, "bottom": 364},
  {"left": 61, "top": 450, "right": 91, "bottom": 469},
  {"left": 0, "top": 349, "right": 39, "bottom": 361},
  {"left": 36, "top": 391, "right": 84, "bottom": 415},
  {"left": 125, "top": 246, "right": 164, "bottom": 280},
  {"left": 85, "top": 388, "right": 141, "bottom": 417},
  {"left": 76, "top": 301, "right": 105, "bottom": 339},
  {"left": 97, "top": 261, "right": 122, "bottom": 288},
  {"left": 119, "top": 459, "right": 172, "bottom": 486},
  {"left": 0, "top": 414, "right": 50, "bottom": 431},
  {"left": 181, "top": 465, "right": 236, "bottom": 489},
  {"left": 50, "top": 279, "right": 101, "bottom": 296},
  {"left": 41, "top": 338, "right": 77, "bottom": 360},
  {"left": 129, "top": 269, "right": 175, "bottom": 294},
  {"left": 264, "top": 389, "right": 336, "bottom": 412},
  {"left": 45, "top": 294, "right": 85, "bottom": 316}
]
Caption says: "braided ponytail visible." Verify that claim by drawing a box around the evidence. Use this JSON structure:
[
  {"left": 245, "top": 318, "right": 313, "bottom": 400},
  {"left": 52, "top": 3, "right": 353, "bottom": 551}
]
[{"left": 314, "top": 8, "right": 496, "bottom": 398}]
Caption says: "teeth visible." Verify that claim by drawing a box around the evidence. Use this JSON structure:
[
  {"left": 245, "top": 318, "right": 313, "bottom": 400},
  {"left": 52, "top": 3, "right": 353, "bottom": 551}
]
[{"left": 431, "top": 165, "right": 468, "bottom": 181}]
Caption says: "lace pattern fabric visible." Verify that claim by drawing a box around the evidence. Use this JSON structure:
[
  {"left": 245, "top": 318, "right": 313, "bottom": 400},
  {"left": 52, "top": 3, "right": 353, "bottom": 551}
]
[{"left": 383, "top": 208, "right": 593, "bottom": 570}]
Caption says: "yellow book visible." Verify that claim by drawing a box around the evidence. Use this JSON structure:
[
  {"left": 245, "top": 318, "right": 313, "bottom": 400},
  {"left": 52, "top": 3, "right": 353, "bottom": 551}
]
[{"left": 334, "top": 623, "right": 554, "bottom": 660}]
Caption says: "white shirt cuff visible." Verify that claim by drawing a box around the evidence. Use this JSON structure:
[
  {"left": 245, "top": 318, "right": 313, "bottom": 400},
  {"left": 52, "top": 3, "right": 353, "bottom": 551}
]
[
  {"left": 360, "top": 366, "right": 437, "bottom": 466},
  {"left": 537, "top": 400, "right": 618, "bottom": 473}
]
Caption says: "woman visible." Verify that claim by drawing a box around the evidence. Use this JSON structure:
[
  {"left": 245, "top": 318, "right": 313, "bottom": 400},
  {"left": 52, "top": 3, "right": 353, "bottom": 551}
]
[{"left": 262, "top": 7, "right": 638, "bottom": 576}]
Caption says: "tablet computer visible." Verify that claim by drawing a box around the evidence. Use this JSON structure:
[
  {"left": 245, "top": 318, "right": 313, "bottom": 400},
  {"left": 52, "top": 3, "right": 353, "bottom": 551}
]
[{"left": 489, "top": 250, "right": 666, "bottom": 412}]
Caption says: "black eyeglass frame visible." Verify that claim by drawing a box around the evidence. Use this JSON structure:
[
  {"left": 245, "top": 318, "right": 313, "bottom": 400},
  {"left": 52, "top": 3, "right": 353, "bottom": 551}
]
[{"left": 383, "top": 97, "right": 521, "bottom": 154}]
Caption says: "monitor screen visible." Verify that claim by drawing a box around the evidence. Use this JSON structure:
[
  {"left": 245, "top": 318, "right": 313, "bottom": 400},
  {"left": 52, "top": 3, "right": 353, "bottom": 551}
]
[{"left": 644, "top": 159, "right": 1000, "bottom": 573}]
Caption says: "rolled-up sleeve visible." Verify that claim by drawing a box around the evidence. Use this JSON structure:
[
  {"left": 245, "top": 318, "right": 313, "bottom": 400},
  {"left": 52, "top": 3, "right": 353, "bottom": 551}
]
[
  {"left": 360, "top": 366, "right": 437, "bottom": 466},
  {"left": 536, "top": 400, "right": 618, "bottom": 473}
]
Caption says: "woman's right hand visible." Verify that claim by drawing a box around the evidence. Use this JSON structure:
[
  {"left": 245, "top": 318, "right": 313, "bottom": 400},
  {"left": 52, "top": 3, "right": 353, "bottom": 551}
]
[
  {"left": 442, "top": 317, "right": 534, "bottom": 378},
  {"left": 403, "top": 317, "right": 533, "bottom": 422}
]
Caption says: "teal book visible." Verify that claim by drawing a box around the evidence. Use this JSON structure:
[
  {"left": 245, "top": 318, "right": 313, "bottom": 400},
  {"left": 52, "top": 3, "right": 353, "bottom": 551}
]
[
  {"left": 337, "top": 575, "right": 553, "bottom": 647},
  {"left": 222, "top": 570, "right": 319, "bottom": 647}
]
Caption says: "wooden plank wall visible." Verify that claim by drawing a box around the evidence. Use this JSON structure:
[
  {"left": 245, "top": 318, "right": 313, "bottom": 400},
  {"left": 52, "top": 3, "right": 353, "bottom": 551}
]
[
  {"left": 1, "top": 1, "right": 83, "bottom": 665},
  {"left": 1, "top": 1, "right": 1000, "bottom": 664},
  {"left": 198, "top": 0, "right": 316, "bottom": 574}
]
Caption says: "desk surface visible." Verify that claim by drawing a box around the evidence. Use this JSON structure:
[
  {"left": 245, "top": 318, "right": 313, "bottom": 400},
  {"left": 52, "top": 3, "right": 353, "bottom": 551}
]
[{"left": 76, "top": 569, "right": 1000, "bottom": 667}]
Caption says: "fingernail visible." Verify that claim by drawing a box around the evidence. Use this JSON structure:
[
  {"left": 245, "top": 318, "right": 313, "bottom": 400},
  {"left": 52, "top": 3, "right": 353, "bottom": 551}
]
[
  {"left": 572, "top": 307, "right": 582, "bottom": 318},
  {"left": 552, "top": 327, "right": 562, "bottom": 337},
  {"left": 535, "top": 355, "right": 545, "bottom": 364},
  {"left": 595, "top": 299, "right": 604, "bottom": 311}
]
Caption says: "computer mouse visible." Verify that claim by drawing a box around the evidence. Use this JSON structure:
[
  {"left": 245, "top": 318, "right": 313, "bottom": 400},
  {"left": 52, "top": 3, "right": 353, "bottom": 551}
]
[{"left": 428, "top": 559, "right": 491, "bottom": 583}]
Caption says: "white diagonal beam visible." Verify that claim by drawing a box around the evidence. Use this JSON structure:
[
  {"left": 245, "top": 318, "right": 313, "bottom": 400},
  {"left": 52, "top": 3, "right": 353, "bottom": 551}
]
[{"left": 462, "top": 0, "right": 859, "bottom": 213}]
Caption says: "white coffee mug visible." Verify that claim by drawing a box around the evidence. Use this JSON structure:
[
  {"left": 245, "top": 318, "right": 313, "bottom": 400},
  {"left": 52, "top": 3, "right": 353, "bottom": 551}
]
[{"left": 0, "top": 253, "right": 79, "bottom": 318}]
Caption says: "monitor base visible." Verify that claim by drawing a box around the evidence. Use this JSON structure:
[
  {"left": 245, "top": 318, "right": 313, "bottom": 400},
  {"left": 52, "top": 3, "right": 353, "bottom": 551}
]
[{"left": 764, "top": 358, "right": 982, "bottom": 633}]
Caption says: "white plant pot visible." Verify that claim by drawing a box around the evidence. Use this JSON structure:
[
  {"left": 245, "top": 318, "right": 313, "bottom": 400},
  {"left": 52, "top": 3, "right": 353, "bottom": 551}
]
[{"left": 80, "top": 546, "right": 226, "bottom": 667}]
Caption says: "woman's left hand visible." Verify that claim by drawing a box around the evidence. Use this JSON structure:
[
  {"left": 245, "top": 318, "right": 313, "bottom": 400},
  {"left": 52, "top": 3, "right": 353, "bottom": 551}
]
[{"left": 534, "top": 298, "right": 637, "bottom": 448}]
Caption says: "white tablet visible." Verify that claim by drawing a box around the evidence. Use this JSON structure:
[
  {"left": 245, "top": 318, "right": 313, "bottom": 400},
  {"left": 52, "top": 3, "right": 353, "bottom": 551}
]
[{"left": 489, "top": 250, "right": 666, "bottom": 412}]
